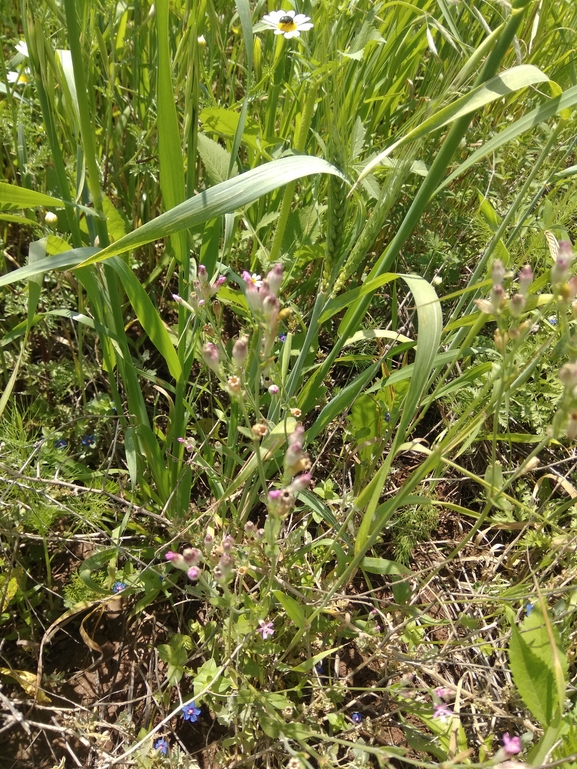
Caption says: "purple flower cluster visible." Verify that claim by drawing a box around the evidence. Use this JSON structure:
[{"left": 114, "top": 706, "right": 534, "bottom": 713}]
[
  {"left": 173, "top": 264, "right": 226, "bottom": 314},
  {"left": 241, "top": 263, "right": 284, "bottom": 356}
]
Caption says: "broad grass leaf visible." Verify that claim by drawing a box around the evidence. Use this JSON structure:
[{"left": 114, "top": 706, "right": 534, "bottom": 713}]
[{"left": 0, "top": 181, "right": 63, "bottom": 208}]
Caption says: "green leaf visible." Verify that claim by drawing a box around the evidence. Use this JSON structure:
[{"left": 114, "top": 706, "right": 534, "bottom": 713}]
[
  {"left": 77, "top": 156, "right": 345, "bottom": 266},
  {"left": 509, "top": 622, "right": 556, "bottom": 727},
  {"left": 273, "top": 590, "right": 306, "bottom": 629},
  {"left": 197, "top": 133, "right": 236, "bottom": 185},
  {"left": 106, "top": 257, "right": 182, "bottom": 380},
  {"left": 361, "top": 558, "right": 411, "bottom": 576},
  {"left": 0, "top": 181, "right": 64, "bottom": 209}
]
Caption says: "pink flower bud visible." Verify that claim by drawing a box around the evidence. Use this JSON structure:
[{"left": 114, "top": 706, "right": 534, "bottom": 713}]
[
  {"left": 262, "top": 294, "right": 279, "bottom": 321},
  {"left": 165, "top": 551, "right": 187, "bottom": 571},
  {"left": 198, "top": 264, "right": 209, "bottom": 285},
  {"left": 518, "top": 264, "right": 533, "bottom": 296},
  {"left": 212, "top": 275, "right": 226, "bottom": 295},
  {"left": 268, "top": 384, "right": 279, "bottom": 395},
  {"left": 287, "top": 473, "right": 312, "bottom": 493},
  {"left": 490, "top": 284, "right": 505, "bottom": 314},
  {"left": 551, "top": 256, "right": 570, "bottom": 286},
  {"left": 491, "top": 260, "right": 505, "bottom": 286},
  {"left": 244, "top": 280, "right": 261, "bottom": 314},
  {"left": 266, "top": 263, "right": 283, "bottom": 296},
  {"left": 182, "top": 548, "right": 202, "bottom": 565},
  {"left": 288, "top": 426, "right": 305, "bottom": 446},
  {"left": 202, "top": 342, "right": 220, "bottom": 374},
  {"left": 187, "top": 566, "right": 200, "bottom": 580},
  {"left": 509, "top": 293, "right": 525, "bottom": 318}
]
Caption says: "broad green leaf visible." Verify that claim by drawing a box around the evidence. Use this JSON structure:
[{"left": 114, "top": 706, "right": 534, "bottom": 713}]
[
  {"left": 356, "top": 65, "right": 550, "bottom": 187},
  {"left": 77, "top": 156, "right": 345, "bottom": 266},
  {"left": 509, "top": 623, "right": 556, "bottom": 727},
  {"left": 361, "top": 557, "right": 411, "bottom": 576},
  {"left": 0, "top": 213, "right": 37, "bottom": 225},
  {"left": 197, "top": 132, "right": 237, "bottom": 184},
  {"left": 273, "top": 590, "right": 306, "bottom": 629}
]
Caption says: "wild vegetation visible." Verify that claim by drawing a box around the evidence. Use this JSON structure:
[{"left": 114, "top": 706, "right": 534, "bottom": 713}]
[{"left": 1, "top": 0, "right": 577, "bottom": 767}]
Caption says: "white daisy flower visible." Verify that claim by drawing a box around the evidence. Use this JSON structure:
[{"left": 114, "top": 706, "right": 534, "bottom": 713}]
[
  {"left": 250, "top": 273, "right": 263, "bottom": 287},
  {"left": 6, "top": 70, "right": 29, "bottom": 85},
  {"left": 261, "top": 10, "right": 313, "bottom": 39},
  {"left": 15, "top": 41, "right": 29, "bottom": 58}
]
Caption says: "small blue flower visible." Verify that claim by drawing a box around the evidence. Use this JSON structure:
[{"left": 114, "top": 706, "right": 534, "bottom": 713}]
[
  {"left": 278, "top": 334, "right": 287, "bottom": 343},
  {"left": 384, "top": 412, "right": 391, "bottom": 423},
  {"left": 547, "top": 316, "right": 558, "bottom": 326},
  {"left": 525, "top": 602, "right": 534, "bottom": 617},
  {"left": 54, "top": 439, "right": 68, "bottom": 449},
  {"left": 112, "top": 581, "right": 127, "bottom": 594},
  {"left": 315, "top": 661, "right": 324, "bottom": 674},
  {"left": 181, "top": 703, "right": 201, "bottom": 722},
  {"left": 81, "top": 434, "right": 96, "bottom": 447},
  {"left": 154, "top": 738, "right": 168, "bottom": 754},
  {"left": 351, "top": 712, "right": 363, "bottom": 724}
]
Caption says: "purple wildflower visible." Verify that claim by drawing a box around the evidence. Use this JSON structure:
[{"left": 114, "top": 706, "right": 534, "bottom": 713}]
[
  {"left": 112, "top": 581, "right": 126, "bottom": 594},
  {"left": 502, "top": 733, "right": 521, "bottom": 756},
  {"left": 257, "top": 619, "right": 274, "bottom": 639},
  {"left": 351, "top": 712, "right": 363, "bottom": 724},
  {"left": 433, "top": 703, "right": 452, "bottom": 721}
]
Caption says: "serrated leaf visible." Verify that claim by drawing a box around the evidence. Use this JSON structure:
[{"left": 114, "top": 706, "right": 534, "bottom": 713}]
[{"left": 509, "top": 623, "right": 556, "bottom": 726}]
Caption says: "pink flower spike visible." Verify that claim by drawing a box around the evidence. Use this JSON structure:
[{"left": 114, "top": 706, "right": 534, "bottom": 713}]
[
  {"left": 187, "top": 566, "right": 200, "bottom": 581},
  {"left": 434, "top": 687, "right": 449, "bottom": 699},
  {"left": 502, "top": 733, "right": 521, "bottom": 756},
  {"left": 257, "top": 619, "right": 274, "bottom": 640},
  {"left": 165, "top": 551, "right": 177, "bottom": 561}
]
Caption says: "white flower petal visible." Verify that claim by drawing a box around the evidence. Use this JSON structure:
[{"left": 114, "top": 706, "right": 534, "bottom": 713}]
[
  {"left": 284, "top": 30, "right": 300, "bottom": 38},
  {"left": 7, "top": 71, "right": 19, "bottom": 83},
  {"left": 263, "top": 11, "right": 283, "bottom": 23},
  {"left": 273, "top": 28, "right": 284, "bottom": 34},
  {"left": 293, "top": 14, "right": 311, "bottom": 23},
  {"left": 296, "top": 22, "right": 313, "bottom": 30},
  {"left": 15, "top": 41, "right": 29, "bottom": 57}
]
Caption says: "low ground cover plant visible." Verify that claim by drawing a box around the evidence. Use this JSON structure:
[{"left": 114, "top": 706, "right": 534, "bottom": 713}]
[{"left": 1, "top": 0, "right": 577, "bottom": 767}]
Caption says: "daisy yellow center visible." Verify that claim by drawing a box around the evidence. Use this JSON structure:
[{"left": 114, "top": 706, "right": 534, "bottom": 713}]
[{"left": 277, "top": 15, "right": 297, "bottom": 32}]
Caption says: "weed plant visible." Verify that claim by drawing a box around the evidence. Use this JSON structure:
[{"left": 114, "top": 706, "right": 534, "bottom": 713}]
[{"left": 1, "top": 0, "right": 577, "bottom": 767}]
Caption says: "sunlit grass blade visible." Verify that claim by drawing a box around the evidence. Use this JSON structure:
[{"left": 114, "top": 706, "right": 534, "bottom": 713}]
[{"left": 355, "top": 65, "right": 552, "bottom": 189}]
